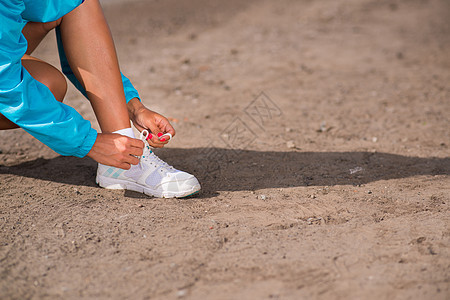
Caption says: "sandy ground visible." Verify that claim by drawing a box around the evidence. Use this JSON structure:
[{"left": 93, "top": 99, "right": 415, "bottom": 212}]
[{"left": 1, "top": 0, "right": 449, "bottom": 299}]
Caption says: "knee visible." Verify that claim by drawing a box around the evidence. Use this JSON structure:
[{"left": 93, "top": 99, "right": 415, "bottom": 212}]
[
  {"left": 44, "top": 69, "right": 67, "bottom": 102},
  {"left": 22, "top": 57, "right": 67, "bottom": 102}
]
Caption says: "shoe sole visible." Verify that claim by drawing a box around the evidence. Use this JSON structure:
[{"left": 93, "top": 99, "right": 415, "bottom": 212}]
[{"left": 96, "top": 175, "right": 201, "bottom": 198}]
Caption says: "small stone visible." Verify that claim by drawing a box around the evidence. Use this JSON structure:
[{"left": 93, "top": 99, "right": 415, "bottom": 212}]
[
  {"left": 349, "top": 167, "right": 363, "bottom": 174},
  {"left": 177, "top": 289, "right": 187, "bottom": 298},
  {"left": 307, "top": 217, "right": 324, "bottom": 225},
  {"left": 372, "top": 137, "right": 378, "bottom": 143},
  {"left": 318, "top": 122, "right": 327, "bottom": 132},
  {"left": 285, "top": 127, "right": 293, "bottom": 132},
  {"left": 286, "top": 140, "right": 296, "bottom": 149},
  {"left": 174, "top": 88, "right": 183, "bottom": 96},
  {"left": 260, "top": 194, "right": 267, "bottom": 200},
  {"left": 416, "top": 237, "right": 426, "bottom": 244}
]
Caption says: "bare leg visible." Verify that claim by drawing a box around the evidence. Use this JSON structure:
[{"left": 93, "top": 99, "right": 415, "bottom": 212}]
[
  {"left": 0, "top": 55, "right": 67, "bottom": 130},
  {"left": 1, "top": 1, "right": 144, "bottom": 169},
  {"left": 8, "top": 0, "right": 132, "bottom": 133},
  {"left": 58, "top": 0, "right": 131, "bottom": 133},
  {"left": 3, "top": 0, "right": 132, "bottom": 134},
  {"left": 22, "top": 20, "right": 62, "bottom": 55}
]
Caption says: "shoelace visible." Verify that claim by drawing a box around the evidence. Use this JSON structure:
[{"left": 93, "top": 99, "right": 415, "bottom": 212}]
[{"left": 139, "top": 130, "right": 174, "bottom": 170}]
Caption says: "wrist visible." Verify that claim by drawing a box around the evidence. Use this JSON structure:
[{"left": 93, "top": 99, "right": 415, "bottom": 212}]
[{"left": 127, "top": 98, "right": 144, "bottom": 119}]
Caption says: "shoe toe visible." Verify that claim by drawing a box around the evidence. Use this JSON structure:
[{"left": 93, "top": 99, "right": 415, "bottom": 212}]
[{"left": 162, "top": 171, "right": 200, "bottom": 195}]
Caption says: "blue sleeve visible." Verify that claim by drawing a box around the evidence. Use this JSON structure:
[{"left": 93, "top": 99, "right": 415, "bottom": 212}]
[
  {"left": 55, "top": 27, "right": 141, "bottom": 103},
  {"left": 0, "top": 1, "right": 97, "bottom": 158},
  {"left": 21, "top": 0, "right": 84, "bottom": 23}
]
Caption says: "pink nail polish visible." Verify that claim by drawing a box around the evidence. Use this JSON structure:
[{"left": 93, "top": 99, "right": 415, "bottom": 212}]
[
  {"left": 157, "top": 132, "right": 163, "bottom": 137},
  {"left": 160, "top": 138, "right": 166, "bottom": 142}
]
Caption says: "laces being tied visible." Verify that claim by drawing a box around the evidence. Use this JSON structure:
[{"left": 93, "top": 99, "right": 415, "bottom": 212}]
[
  {"left": 139, "top": 129, "right": 153, "bottom": 159},
  {"left": 138, "top": 129, "right": 173, "bottom": 169},
  {"left": 140, "top": 129, "right": 150, "bottom": 142}
]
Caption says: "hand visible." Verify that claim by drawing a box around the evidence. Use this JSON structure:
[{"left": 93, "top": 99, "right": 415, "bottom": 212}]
[
  {"left": 127, "top": 98, "right": 176, "bottom": 148},
  {"left": 87, "top": 133, "right": 144, "bottom": 169}
]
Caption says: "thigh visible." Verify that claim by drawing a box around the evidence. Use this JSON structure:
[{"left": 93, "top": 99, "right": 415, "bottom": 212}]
[
  {"left": 22, "top": 55, "right": 67, "bottom": 102},
  {"left": 22, "top": 19, "right": 61, "bottom": 55}
]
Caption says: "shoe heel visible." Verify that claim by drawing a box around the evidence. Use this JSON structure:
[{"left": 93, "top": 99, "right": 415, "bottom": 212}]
[{"left": 97, "top": 175, "right": 126, "bottom": 190}]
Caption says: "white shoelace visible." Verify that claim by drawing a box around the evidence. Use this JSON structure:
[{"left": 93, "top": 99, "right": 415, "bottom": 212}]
[{"left": 139, "top": 130, "right": 174, "bottom": 170}]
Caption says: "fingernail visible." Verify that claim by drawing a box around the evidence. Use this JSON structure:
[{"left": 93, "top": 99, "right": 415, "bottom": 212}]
[
  {"left": 157, "top": 132, "right": 163, "bottom": 137},
  {"left": 160, "top": 138, "right": 166, "bottom": 142},
  {"left": 147, "top": 134, "right": 152, "bottom": 140}
]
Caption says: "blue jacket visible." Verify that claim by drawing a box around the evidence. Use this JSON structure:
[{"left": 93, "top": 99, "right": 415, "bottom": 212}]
[{"left": 0, "top": 0, "right": 140, "bottom": 157}]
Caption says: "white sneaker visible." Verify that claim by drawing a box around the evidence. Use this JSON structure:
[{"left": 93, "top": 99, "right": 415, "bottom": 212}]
[{"left": 96, "top": 130, "right": 201, "bottom": 198}]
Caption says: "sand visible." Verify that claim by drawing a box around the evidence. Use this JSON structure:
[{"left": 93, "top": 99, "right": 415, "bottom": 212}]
[{"left": 1, "top": 0, "right": 449, "bottom": 299}]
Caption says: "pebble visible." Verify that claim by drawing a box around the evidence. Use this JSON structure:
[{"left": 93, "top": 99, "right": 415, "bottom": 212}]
[
  {"left": 318, "top": 122, "right": 327, "bottom": 132},
  {"left": 260, "top": 194, "right": 267, "bottom": 200},
  {"left": 349, "top": 167, "right": 363, "bottom": 174},
  {"left": 286, "top": 140, "right": 296, "bottom": 149},
  {"left": 307, "top": 217, "right": 324, "bottom": 225},
  {"left": 177, "top": 290, "right": 187, "bottom": 298}
]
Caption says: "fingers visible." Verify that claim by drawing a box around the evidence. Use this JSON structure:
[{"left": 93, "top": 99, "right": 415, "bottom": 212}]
[
  {"left": 114, "top": 152, "right": 139, "bottom": 169},
  {"left": 115, "top": 154, "right": 139, "bottom": 169},
  {"left": 146, "top": 132, "right": 171, "bottom": 148},
  {"left": 160, "top": 132, "right": 172, "bottom": 141},
  {"left": 157, "top": 132, "right": 171, "bottom": 142},
  {"left": 164, "top": 123, "right": 176, "bottom": 138},
  {"left": 122, "top": 137, "right": 143, "bottom": 163},
  {"left": 118, "top": 162, "right": 131, "bottom": 170},
  {"left": 146, "top": 135, "right": 166, "bottom": 148},
  {"left": 128, "top": 144, "right": 143, "bottom": 157},
  {"left": 126, "top": 154, "right": 140, "bottom": 165},
  {"left": 129, "top": 137, "right": 144, "bottom": 149}
]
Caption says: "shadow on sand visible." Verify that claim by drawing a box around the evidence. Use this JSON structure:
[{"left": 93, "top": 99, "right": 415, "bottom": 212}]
[{"left": 1, "top": 148, "right": 448, "bottom": 195}]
